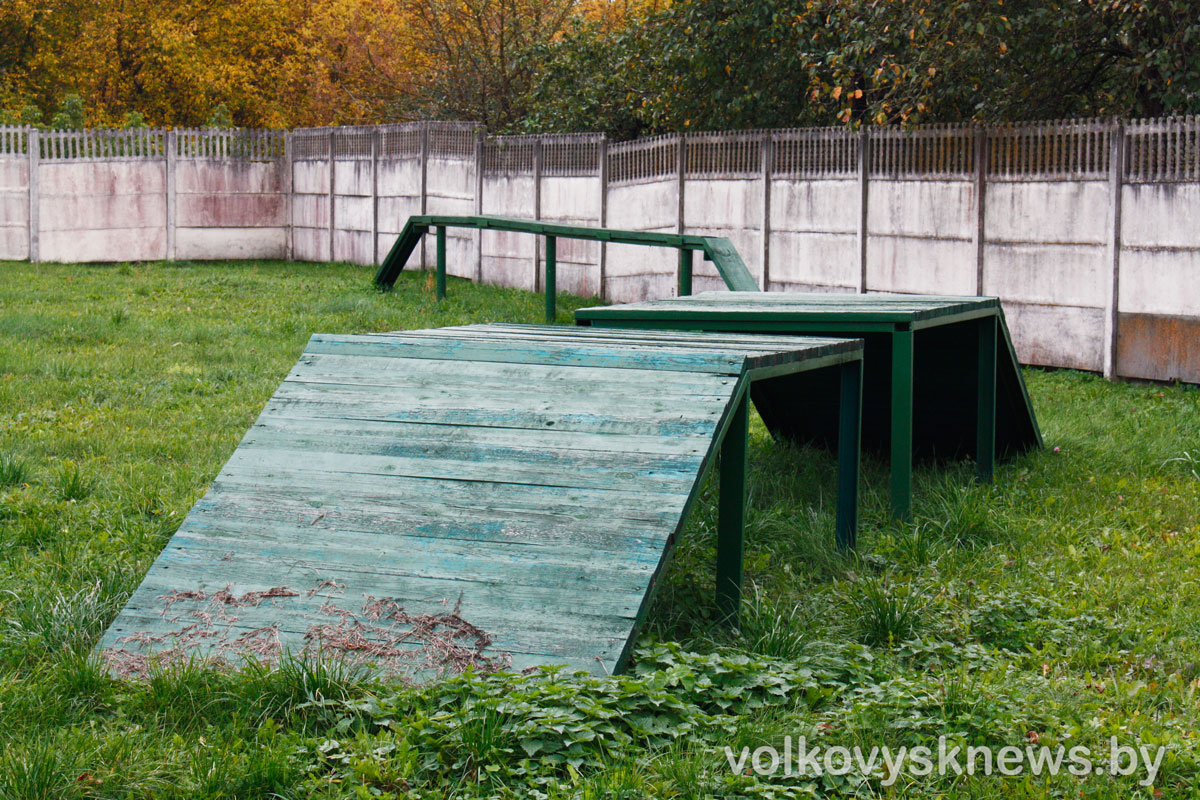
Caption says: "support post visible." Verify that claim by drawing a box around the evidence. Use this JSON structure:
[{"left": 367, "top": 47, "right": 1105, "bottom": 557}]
[
  {"left": 370, "top": 129, "right": 379, "bottom": 266},
  {"left": 544, "top": 235, "right": 557, "bottom": 323},
  {"left": 533, "top": 138, "right": 543, "bottom": 292},
  {"left": 761, "top": 132, "right": 772, "bottom": 291},
  {"left": 836, "top": 359, "right": 862, "bottom": 550},
  {"left": 678, "top": 248, "right": 693, "bottom": 296},
  {"left": 27, "top": 128, "right": 38, "bottom": 263},
  {"left": 284, "top": 131, "right": 294, "bottom": 261},
  {"left": 419, "top": 123, "right": 429, "bottom": 269},
  {"left": 676, "top": 134, "right": 686, "bottom": 236},
  {"left": 474, "top": 129, "right": 484, "bottom": 282},
  {"left": 716, "top": 390, "right": 749, "bottom": 623},
  {"left": 1103, "top": 119, "right": 1124, "bottom": 380},
  {"left": 165, "top": 129, "right": 177, "bottom": 261},
  {"left": 435, "top": 225, "right": 447, "bottom": 300},
  {"left": 598, "top": 136, "right": 609, "bottom": 301},
  {"left": 857, "top": 127, "right": 870, "bottom": 293},
  {"left": 889, "top": 326, "right": 914, "bottom": 520},
  {"left": 327, "top": 129, "right": 336, "bottom": 263},
  {"left": 973, "top": 125, "right": 988, "bottom": 295},
  {"left": 976, "top": 315, "right": 997, "bottom": 484}
]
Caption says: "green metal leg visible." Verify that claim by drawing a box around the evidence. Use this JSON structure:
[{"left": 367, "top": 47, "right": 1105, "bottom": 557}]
[
  {"left": 890, "top": 328, "right": 914, "bottom": 520},
  {"left": 836, "top": 360, "right": 862, "bottom": 550},
  {"left": 976, "top": 315, "right": 997, "bottom": 483},
  {"left": 678, "top": 248, "right": 693, "bottom": 296},
  {"left": 545, "top": 235, "right": 557, "bottom": 323},
  {"left": 435, "top": 225, "right": 447, "bottom": 301},
  {"left": 716, "top": 391, "right": 749, "bottom": 624}
]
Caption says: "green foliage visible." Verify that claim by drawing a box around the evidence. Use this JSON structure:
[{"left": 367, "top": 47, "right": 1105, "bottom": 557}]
[
  {"left": 0, "top": 454, "right": 28, "bottom": 488},
  {"left": 48, "top": 93, "right": 86, "bottom": 130},
  {"left": 526, "top": 0, "right": 1200, "bottom": 136},
  {"left": 847, "top": 577, "right": 926, "bottom": 647},
  {"left": 122, "top": 110, "right": 148, "bottom": 129},
  {"left": 205, "top": 103, "right": 233, "bottom": 129}
]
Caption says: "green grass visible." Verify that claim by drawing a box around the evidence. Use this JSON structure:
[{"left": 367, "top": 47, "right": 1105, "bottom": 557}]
[{"left": 1, "top": 259, "right": 1199, "bottom": 798}]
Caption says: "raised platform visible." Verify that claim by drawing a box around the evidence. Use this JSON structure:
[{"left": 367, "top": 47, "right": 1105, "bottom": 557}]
[
  {"left": 99, "top": 324, "right": 863, "bottom": 678},
  {"left": 577, "top": 292, "right": 1043, "bottom": 519}
]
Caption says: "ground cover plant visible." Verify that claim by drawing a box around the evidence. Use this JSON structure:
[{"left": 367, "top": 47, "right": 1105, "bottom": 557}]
[{"left": 1, "top": 260, "right": 1198, "bottom": 799}]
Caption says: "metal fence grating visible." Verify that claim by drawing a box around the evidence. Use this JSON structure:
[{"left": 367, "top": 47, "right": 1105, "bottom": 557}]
[
  {"left": 870, "top": 123, "right": 974, "bottom": 177},
  {"left": 379, "top": 124, "right": 422, "bottom": 159},
  {"left": 482, "top": 135, "right": 537, "bottom": 174},
  {"left": 428, "top": 121, "right": 482, "bottom": 160},
  {"left": 292, "top": 128, "right": 332, "bottom": 161},
  {"left": 1126, "top": 116, "right": 1200, "bottom": 183},
  {"left": 608, "top": 134, "right": 679, "bottom": 184},
  {"left": 542, "top": 133, "right": 604, "bottom": 177},
  {"left": 685, "top": 131, "right": 762, "bottom": 178},
  {"left": 331, "top": 127, "right": 377, "bottom": 159},
  {"left": 987, "top": 118, "right": 1110, "bottom": 179},
  {"left": 773, "top": 127, "right": 857, "bottom": 178}
]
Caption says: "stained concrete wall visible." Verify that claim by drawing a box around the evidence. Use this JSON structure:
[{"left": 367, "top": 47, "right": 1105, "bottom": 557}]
[
  {"left": 38, "top": 161, "right": 167, "bottom": 262},
  {"left": 769, "top": 179, "right": 858, "bottom": 292},
  {"left": 0, "top": 158, "right": 28, "bottom": 260},
  {"left": 176, "top": 160, "right": 286, "bottom": 260},
  {"left": 606, "top": 179, "right": 679, "bottom": 303},
  {"left": 984, "top": 180, "right": 1110, "bottom": 371}
]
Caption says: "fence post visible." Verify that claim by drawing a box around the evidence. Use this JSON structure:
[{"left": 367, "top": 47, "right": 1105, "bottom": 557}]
[
  {"left": 370, "top": 128, "right": 379, "bottom": 266},
  {"left": 474, "top": 128, "right": 484, "bottom": 282},
  {"left": 284, "top": 131, "right": 294, "bottom": 261},
  {"left": 419, "top": 123, "right": 429, "bottom": 268},
  {"left": 533, "top": 137, "right": 543, "bottom": 292},
  {"left": 676, "top": 134, "right": 686, "bottom": 236},
  {"left": 856, "top": 127, "right": 870, "bottom": 293},
  {"left": 1103, "top": 119, "right": 1125, "bottom": 380},
  {"left": 761, "top": 131, "right": 773, "bottom": 291},
  {"left": 973, "top": 125, "right": 988, "bottom": 295},
  {"left": 598, "top": 135, "right": 609, "bottom": 300},
  {"left": 327, "top": 129, "right": 336, "bottom": 263},
  {"left": 165, "top": 129, "right": 177, "bottom": 261},
  {"left": 27, "top": 128, "right": 39, "bottom": 263}
]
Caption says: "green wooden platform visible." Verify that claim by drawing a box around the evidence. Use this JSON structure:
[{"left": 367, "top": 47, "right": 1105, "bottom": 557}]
[
  {"left": 99, "top": 324, "right": 863, "bottom": 678},
  {"left": 576, "top": 292, "right": 1042, "bottom": 520}
]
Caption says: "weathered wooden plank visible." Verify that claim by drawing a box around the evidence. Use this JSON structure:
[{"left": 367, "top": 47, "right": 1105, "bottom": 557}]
[
  {"left": 249, "top": 415, "right": 711, "bottom": 458},
  {"left": 257, "top": 396, "right": 723, "bottom": 439},
  {"left": 188, "top": 485, "right": 679, "bottom": 549},
  {"left": 228, "top": 445, "right": 700, "bottom": 495},
  {"left": 306, "top": 334, "right": 749, "bottom": 374},
  {"left": 210, "top": 467, "right": 694, "bottom": 516},
  {"left": 289, "top": 352, "right": 735, "bottom": 395},
  {"left": 241, "top": 428, "right": 704, "bottom": 480}
]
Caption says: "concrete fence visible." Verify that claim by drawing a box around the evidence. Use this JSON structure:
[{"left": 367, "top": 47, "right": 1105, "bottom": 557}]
[{"left": 1, "top": 118, "right": 1198, "bottom": 384}]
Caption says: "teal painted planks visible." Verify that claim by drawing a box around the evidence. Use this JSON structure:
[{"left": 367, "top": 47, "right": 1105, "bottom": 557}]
[{"left": 100, "top": 324, "right": 865, "bottom": 679}]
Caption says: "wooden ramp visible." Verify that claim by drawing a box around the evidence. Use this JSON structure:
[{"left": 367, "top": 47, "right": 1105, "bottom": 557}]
[{"left": 100, "top": 324, "right": 862, "bottom": 678}]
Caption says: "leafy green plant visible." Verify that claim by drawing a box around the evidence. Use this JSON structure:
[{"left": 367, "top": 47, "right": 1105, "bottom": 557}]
[
  {"left": 0, "top": 453, "right": 28, "bottom": 487},
  {"left": 848, "top": 577, "right": 926, "bottom": 647},
  {"left": 52, "top": 462, "right": 93, "bottom": 501}
]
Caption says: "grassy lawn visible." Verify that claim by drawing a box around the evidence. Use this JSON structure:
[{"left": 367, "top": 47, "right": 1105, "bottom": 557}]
[{"left": 1, "top": 260, "right": 1199, "bottom": 799}]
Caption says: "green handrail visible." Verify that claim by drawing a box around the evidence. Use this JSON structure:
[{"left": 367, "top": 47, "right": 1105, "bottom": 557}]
[{"left": 373, "top": 215, "right": 761, "bottom": 322}]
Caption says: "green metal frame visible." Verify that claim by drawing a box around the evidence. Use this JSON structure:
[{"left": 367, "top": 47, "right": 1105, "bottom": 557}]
[{"left": 373, "top": 215, "right": 761, "bottom": 322}]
